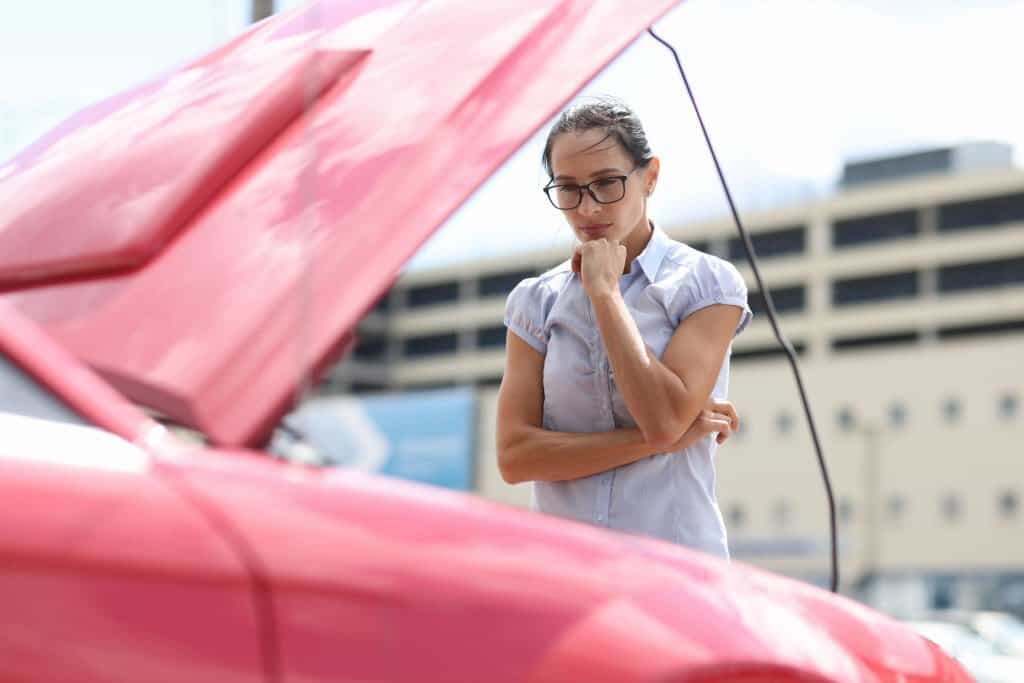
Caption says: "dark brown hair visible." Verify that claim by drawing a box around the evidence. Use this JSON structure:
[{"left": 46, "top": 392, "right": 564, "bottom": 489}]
[{"left": 542, "top": 96, "right": 653, "bottom": 179}]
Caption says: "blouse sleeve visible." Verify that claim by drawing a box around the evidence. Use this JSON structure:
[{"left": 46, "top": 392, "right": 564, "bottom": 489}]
[
  {"left": 504, "top": 277, "right": 550, "bottom": 354},
  {"left": 666, "top": 255, "right": 753, "bottom": 337}
]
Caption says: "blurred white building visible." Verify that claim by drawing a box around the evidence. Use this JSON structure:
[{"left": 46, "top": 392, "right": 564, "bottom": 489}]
[{"left": 326, "top": 143, "right": 1024, "bottom": 610}]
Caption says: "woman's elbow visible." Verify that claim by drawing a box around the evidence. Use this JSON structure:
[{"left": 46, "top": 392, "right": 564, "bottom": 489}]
[
  {"left": 496, "top": 445, "right": 527, "bottom": 485},
  {"left": 641, "top": 419, "right": 687, "bottom": 452},
  {"left": 498, "top": 460, "right": 522, "bottom": 485}
]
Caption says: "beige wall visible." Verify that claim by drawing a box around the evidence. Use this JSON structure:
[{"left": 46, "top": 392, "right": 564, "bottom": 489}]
[
  {"left": 721, "top": 334, "right": 1023, "bottom": 585},
  {"left": 336, "top": 168, "right": 1024, "bottom": 389},
  {"left": 472, "top": 334, "right": 1024, "bottom": 591}
]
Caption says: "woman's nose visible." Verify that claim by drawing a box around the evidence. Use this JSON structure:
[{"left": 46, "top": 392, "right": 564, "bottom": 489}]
[{"left": 577, "top": 191, "right": 601, "bottom": 216}]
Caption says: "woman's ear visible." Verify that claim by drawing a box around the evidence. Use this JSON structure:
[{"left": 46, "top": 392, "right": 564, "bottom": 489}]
[{"left": 644, "top": 157, "right": 661, "bottom": 196}]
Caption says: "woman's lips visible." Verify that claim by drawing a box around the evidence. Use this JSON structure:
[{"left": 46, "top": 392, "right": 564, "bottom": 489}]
[{"left": 580, "top": 223, "right": 611, "bottom": 236}]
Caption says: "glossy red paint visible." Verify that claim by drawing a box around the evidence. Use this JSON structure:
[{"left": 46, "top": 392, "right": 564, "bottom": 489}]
[
  {"left": 163, "top": 449, "right": 972, "bottom": 683},
  {"left": 0, "top": 417, "right": 266, "bottom": 682},
  {"left": 1, "top": 0, "right": 681, "bottom": 448},
  {"left": 0, "top": 306, "right": 974, "bottom": 683},
  {"left": 0, "top": 46, "right": 364, "bottom": 288}
]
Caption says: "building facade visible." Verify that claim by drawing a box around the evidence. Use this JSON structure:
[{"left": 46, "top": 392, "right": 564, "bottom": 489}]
[{"left": 325, "top": 147, "right": 1024, "bottom": 611}]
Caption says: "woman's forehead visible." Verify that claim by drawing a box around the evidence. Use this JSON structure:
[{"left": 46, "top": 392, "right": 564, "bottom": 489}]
[{"left": 550, "top": 130, "right": 629, "bottom": 176}]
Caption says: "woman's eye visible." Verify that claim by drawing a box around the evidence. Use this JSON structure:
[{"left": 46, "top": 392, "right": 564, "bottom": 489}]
[
  {"left": 594, "top": 178, "right": 619, "bottom": 188},
  {"left": 557, "top": 186, "right": 580, "bottom": 195}
]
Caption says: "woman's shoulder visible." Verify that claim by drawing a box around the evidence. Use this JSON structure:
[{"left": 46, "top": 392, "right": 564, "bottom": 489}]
[
  {"left": 504, "top": 260, "right": 573, "bottom": 353},
  {"left": 653, "top": 237, "right": 744, "bottom": 289},
  {"left": 660, "top": 236, "right": 720, "bottom": 271},
  {"left": 508, "top": 259, "right": 574, "bottom": 302}
]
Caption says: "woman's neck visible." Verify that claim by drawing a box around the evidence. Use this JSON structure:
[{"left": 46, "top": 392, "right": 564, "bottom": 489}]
[{"left": 622, "top": 217, "right": 654, "bottom": 273}]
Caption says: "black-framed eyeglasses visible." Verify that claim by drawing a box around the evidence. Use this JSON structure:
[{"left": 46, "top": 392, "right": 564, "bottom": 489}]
[{"left": 543, "top": 166, "right": 639, "bottom": 210}]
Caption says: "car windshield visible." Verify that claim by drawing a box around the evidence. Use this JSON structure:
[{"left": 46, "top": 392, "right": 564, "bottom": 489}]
[{"left": 0, "top": 350, "right": 87, "bottom": 426}]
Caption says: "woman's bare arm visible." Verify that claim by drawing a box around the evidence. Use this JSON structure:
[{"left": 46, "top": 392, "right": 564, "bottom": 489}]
[
  {"left": 590, "top": 292, "right": 742, "bottom": 450},
  {"left": 495, "top": 332, "right": 735, "bottom": 484}
]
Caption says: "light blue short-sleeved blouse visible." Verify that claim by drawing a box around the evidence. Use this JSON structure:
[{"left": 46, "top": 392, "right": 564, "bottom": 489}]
[{"left": 504, "top": 225, "right": 752, "bottom": 557}]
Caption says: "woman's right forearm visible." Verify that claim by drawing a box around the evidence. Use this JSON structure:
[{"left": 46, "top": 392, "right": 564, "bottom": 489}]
[{"left": 497, "top": 426, "right": 658, "bottom": 484}]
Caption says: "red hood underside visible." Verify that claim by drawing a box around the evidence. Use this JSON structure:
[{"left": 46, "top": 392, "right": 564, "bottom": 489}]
[{"left": 0, "top": 0, "right": 680, "bottom": 446}]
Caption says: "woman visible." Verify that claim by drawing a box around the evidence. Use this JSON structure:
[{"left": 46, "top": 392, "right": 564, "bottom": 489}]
[{"left": 496, "top": 97, "right": 751, "bottom": 558}]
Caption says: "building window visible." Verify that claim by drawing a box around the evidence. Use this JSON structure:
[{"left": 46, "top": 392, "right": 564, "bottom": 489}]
[
  {"left": 776, "top": 412, "right": 794, "bottom": 435},
  {"left": 940, "top": 494, "right": 962, "bottom": 522},
  {"left": 838, "top": 498, "right": 855, "bottom": 524},
  {"left": 999, "top": 393, "right": 1019, "bottom": 420},
  {"left": 403, "top": 380, "right": 458, "bottom": 392},
  {"left": 938, "top": 256, "right": 1024, "bottom": 294},
  {"left": 938, "top": 318, "right": 1024, "bottom": 341},
  {"left": 888, "top": 402, "right": 908, "bottom": 429},
  {"left": 402, "top": 333, "right": 458, "bottom": 358},
  {"left": 832, "top": 270, "right": 919, "bottom": 307},
  {"left": 749, "top": 285, "right": 806, "bottom": 316},
  {"left": 832, "top": 331, "right": 920, "bottom": 352},
  {"left": 371, "top": 293, "right": 391, "bottom": 313},
  {"left": 688, "top": 240, "right": 710, "bottom": 253},
  {"left": 476, "top": 375, "right": 504, "bottom": 388},
  {"left": 479, "top": 269, "right": 535, "bottom": 298},
  {"left": 946, "top": 257, "right": 1024, "bottom": 295},
  {"left": 727, "top": 503, "right": 746, "bottom": 528},
  {"left": 998, "top": 491, "right": 1019, "bottom": 519},
  {"left": 476, "top": 325, "right": 507, "bottom": 349},
  {"left": 938, "top": 191, "right": 1024, "bottom": 233},
  {"left": 406, "top": 281, "right": 459, "bottom": 308},
  {"left": 728, "top": 225, "right": 806, "bottom": 261},
  {"left": 942, "top": 397, "right": 962, "bottom": 424},
  {"left": 349, "top": 382, "right": 387, "bottom": 394},
  {"left": 353, "top": 337, "right": 387, "bottom": 361},
  {"left": 885, "top": 495, "right": 906, "bottom": 521},
  {"left": 837, "top": 405, "right": 856, "bottom": 432},
  {"left": 732, "top": 341, "right": 807, "bottom": 363},
  {"left": 841, "top": 147, "right": 951, "bottom": 187},
  {"left": 832, "top": 210, "right": 918, "bottom": 248}
]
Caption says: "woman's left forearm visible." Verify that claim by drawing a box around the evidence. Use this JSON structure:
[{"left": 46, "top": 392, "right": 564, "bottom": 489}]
[{"left": 589, "top": 290, "right": 698, "bottom": 448}]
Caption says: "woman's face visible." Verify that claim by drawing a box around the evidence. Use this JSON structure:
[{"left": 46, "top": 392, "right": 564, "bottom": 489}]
[{"left": 547, "top": 128, "right": 658, "bottom": 245}]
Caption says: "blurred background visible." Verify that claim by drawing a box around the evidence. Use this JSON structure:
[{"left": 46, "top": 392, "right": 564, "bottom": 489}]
[{"left": 4, "top": 0, "right": 1023, "bottom": 670}]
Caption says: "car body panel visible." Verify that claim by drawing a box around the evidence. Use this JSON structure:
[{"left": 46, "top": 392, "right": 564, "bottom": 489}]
[
  {"left": 0, "top": 412, "right": 267, "bottom": 683},
  {"left": 0, "top": 260, "right": 974, "bottom": 682},
  {"left": 160, "top": 442, "right": 972, "bottom": 683},
  {"left": 0, "top": 43, "right": 364, "bottom": 288},
  {"left": 1, "top": 0, "right": 680, "bottom": 448}
]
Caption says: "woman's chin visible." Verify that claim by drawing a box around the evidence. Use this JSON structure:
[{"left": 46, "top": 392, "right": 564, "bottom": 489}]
[{"left": 576, "top": 225, "right": 615, "bottom": 241}]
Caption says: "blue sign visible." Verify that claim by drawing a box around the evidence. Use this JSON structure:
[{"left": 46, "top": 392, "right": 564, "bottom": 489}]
[{"left": 294, "top": 387, "right": 476, "bottom": 490}]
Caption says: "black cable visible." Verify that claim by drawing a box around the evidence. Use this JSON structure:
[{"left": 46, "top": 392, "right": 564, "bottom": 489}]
[{"left": 648, "top": 27, "right": 839, "bottom": 593}]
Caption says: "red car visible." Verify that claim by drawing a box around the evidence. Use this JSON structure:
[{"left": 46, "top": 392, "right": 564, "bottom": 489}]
[{"left": 0, "top": 2, "right": 973, "bottom": 681}]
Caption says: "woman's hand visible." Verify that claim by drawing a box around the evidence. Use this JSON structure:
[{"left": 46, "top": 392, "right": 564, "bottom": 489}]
[
  {"left": 667, "top": 398, "right": 739, "bottom": 451},
  {"left": 572, "top": 239, "right": 626, "bottom": 299}
]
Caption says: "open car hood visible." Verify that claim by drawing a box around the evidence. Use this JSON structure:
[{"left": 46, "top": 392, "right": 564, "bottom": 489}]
[{"left": 0, "top": 0, "right": 680, "bottom": 446}]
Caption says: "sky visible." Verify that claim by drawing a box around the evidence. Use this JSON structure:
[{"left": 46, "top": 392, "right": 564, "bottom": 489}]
[{"left": 3, "top": 0, "right": 1024, "bottom": 271}]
